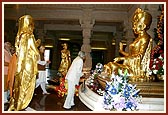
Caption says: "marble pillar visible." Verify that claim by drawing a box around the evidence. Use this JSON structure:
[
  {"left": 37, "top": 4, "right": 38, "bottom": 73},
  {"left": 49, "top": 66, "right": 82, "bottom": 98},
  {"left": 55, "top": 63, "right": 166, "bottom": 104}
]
[{"left": 80, "top": 19, "right": 95, "bottom": 73}]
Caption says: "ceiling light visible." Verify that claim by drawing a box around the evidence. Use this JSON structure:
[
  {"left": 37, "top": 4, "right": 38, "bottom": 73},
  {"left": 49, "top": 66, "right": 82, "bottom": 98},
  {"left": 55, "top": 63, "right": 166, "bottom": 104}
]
[
  {"left": 45, "top": 45, "right": 53, "bottom": 48},
  {"left": 59, "top": 38, "right": 70, "bottom": 41},
  {"left": 91, "top": 47, "right": 107, "bottom": 50}
]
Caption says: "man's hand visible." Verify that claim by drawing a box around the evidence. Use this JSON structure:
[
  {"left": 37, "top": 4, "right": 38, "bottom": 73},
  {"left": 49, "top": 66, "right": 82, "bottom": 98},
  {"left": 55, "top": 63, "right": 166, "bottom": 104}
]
[{"left": 46, "top": 60, "right": 51, "bottom": 64}]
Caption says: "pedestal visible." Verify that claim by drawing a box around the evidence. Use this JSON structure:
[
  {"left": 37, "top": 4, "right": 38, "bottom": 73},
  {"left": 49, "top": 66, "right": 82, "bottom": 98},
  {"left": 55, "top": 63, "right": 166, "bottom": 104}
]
[{"left": 78, "top": 84, "right": 165, "bottom": 111}]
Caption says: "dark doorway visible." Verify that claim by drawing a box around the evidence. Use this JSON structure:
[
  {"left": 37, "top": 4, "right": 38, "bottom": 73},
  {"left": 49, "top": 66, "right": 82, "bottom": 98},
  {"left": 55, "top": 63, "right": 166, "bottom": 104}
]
[{"left": 91, "top": 50, "right": 104, "bottom": 70}]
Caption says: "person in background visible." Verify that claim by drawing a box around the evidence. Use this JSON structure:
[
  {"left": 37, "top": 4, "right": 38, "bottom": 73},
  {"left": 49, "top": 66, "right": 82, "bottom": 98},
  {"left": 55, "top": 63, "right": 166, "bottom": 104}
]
[
  {"left": 63, "top": 51, "right": 86, "bottom": 109},
  {"left": 36, "top": 45, "right": 50, "bottom": 95},
  {"left": 6, "top": 44, "right": 16, "bottom": 101},
  {"left": 4, "top": 42, "right": 12, "bottom": 104}
]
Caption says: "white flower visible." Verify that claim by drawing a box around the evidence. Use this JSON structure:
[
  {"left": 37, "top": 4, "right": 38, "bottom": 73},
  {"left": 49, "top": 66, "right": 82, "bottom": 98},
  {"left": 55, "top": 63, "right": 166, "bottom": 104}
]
[
  {"left": 90, "top": 83, "right": 94, "bottom": 86},
  {"left": 111, "top": 72, "right": 116, "bottom": 78},
  {"left": 153, "top": 70, "right": 158, "bottom": 74},
  {"left": 158, "top": 55, "right": 163, "bottom": 59},
  {"left": 153, "top": 65, "right": 156, "bottom": 68},
  {"left": 90, "top": 79, "right": 94, "bottom": 82},
  {"left": 148, "top": 70, "right": 152, "bottom": 75}
]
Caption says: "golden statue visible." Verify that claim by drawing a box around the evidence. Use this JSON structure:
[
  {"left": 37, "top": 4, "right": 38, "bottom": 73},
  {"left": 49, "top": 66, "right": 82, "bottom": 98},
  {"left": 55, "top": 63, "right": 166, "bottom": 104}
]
[
  {"left": 8, "top": 15, "right": 40, "bottom": 111},
  {"left": 58, "top": 43, "right": 71, "bottom": 76},
  {"left": 103, "top": 8, "right": 153, "bottom": 82}
]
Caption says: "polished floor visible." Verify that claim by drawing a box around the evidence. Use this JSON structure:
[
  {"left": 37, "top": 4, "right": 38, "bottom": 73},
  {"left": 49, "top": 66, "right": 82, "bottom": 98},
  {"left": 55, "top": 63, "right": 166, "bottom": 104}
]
[
  {"left": 30, "top": 87, "right": 91, "bottom": 111},
  {"left": 4, "top": 69, "right": 91, "bottom": 112}
]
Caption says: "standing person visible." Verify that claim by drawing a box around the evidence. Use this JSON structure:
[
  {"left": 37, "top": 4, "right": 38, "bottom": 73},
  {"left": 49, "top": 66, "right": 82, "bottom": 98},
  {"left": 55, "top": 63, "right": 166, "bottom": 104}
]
[
  {"left": 4, "top": 42, "right": 12, "bottom": 104},
  {"left": 63, "top": 51, "right": 86, "bottom": 109},
  {"left": 8, "top": 15, "right": 40, "bottom": 111},
  {"left": 36, "top": 45, "right": 50, "bottom": 95}
]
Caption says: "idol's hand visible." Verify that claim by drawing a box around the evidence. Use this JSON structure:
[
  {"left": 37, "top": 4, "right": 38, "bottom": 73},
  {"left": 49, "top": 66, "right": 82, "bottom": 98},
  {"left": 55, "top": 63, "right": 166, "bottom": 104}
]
[
  {"left": 114, "top": 57, "right": 125, "bottom": 62},
  {"left": 114, "top": 57, "right": 120, "bottom": 62}
]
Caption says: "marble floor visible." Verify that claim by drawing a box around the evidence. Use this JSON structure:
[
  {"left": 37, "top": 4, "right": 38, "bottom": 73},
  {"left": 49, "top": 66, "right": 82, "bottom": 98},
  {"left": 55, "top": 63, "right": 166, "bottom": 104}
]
[
  {"left": 4, "top": 88, "right": 91, "bottom": 112},
  {"left": 3, "top": 69, "right": 165, "bottom": 113}
]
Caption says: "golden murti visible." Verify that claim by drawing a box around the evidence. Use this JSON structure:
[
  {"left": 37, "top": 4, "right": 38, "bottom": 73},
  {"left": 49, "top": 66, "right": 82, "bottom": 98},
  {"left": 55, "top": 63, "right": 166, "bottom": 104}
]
[
  {"left": 57, "top": 43, "right": 71, "bottom": 95},
  {"left": 8, "top": 15, "right": 40, "bottom": 111},
  {"left": 58, "top": 43, "right": 71, "bottom": 76},
  {"left": 103, "top": 8, "right": 153, "bottom": 82}
]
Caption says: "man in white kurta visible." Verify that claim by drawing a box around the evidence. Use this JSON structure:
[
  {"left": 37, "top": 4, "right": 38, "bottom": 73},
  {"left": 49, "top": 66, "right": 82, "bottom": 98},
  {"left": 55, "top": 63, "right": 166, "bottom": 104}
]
[
  {"left": 63, "top": 51, "right": 86, "bottom": 109},
  {"left": 36, "top": 45, "right": 50, "bottom": 94}
]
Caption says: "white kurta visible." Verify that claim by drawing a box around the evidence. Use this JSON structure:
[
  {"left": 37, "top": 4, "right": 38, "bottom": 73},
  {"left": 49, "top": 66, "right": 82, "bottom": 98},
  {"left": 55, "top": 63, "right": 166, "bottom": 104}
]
[{"left": 63, "top": 56, "right": 84, "bottom": 109}]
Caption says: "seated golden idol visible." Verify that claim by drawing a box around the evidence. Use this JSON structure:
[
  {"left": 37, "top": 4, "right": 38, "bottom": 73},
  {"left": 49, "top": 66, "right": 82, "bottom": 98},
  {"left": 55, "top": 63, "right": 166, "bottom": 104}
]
[{"left": 103, "top": 8, "right": 153, "bottom": 82}]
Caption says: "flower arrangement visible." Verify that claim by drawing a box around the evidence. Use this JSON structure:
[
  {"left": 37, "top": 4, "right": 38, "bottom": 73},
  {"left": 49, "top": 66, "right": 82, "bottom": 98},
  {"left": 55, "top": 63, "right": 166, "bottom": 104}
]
[
  {"left": 89, "top": 63, "right": 104, "bottom": 78},
  {"left": 95, "top": 63, "right": 104, "bottom": 73},
  {"left": 86, "top": 63, "right": 104, "bottom": 95},
  {"left": 103, "top": 69, "right": 142, "bottom": 111}
]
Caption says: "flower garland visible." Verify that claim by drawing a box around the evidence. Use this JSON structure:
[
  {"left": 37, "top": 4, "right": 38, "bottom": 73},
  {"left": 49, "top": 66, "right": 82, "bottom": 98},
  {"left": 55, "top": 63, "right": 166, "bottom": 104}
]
[
  {"left": 149, "top": 53, "right": 164, "bottom": 75},
  {"left": 149, "top": 5, "right": 164, "bottom": 75},
  {"left": 55, "top": 76, "right": 79, "bottom": 97}
]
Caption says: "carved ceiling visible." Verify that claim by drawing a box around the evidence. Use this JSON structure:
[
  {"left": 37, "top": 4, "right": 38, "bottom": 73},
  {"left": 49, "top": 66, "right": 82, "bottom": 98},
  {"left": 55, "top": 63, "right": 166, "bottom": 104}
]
[
  {"left": 4, "top": 3, "right": 135, "bottom": 45},
  {"left": 4, "top": 4, "right": 133, "bottom": 12}
]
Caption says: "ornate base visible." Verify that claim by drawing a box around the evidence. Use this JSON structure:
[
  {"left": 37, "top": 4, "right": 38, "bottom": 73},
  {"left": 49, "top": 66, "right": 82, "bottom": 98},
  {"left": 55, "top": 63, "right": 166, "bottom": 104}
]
[
  {"left": 129, "top": 75, "right": 156, "bottom": 82},
  {"left": 78, "top": 84, "right": 165, "bottom": 111},
  {"left": 78, "top": 83, "right": 105, "bottom": 111}
]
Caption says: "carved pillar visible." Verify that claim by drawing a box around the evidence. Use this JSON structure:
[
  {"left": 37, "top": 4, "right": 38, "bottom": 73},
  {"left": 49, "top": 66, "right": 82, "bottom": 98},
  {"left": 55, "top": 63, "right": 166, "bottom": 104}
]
[{"left": 80, "top": 8, "right": 95, "bottom": 72}]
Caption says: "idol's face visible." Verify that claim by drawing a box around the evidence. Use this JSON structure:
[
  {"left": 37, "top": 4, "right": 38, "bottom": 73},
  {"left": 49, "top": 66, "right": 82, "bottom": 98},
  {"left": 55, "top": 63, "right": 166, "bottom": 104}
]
[{"left": 132, "top": 13, "right": 143, "bottom": 34}]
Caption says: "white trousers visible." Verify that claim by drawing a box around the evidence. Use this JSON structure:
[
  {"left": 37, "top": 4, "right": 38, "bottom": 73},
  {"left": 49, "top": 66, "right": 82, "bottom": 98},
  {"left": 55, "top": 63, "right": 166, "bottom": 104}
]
[
  {"left": 36, "top": 71, "right": 48, "bottom": 94},
  {"left": 63, "top": 80, "right": 75, "bottom": 109}
]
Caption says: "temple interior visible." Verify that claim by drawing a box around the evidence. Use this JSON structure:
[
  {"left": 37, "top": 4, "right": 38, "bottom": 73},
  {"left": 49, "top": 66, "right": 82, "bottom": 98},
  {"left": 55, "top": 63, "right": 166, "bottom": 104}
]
[{"left": 3, "top": 2, "right": 165, "bottom": 112}]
